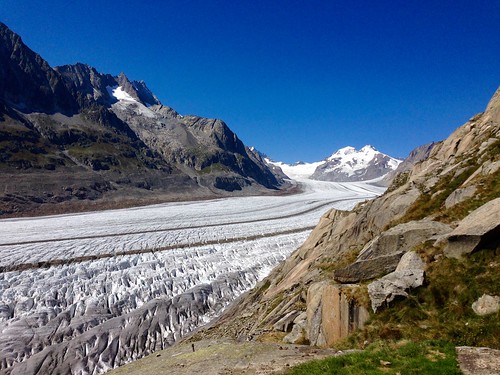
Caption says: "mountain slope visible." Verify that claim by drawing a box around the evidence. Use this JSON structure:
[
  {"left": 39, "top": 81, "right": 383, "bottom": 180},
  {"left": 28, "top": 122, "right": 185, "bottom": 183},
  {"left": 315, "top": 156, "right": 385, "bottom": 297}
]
[
  {"left": 188, "top": 86, "right": 499, "bottom": 352},
  {"left": 0, "top": 22, "right": 286, "bottom": 216}
]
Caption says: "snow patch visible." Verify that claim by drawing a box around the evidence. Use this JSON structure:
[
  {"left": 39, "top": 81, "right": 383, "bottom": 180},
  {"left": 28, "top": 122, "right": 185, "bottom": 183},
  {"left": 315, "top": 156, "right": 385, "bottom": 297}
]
[
  {"left": 106, "top": 85, "right": 138, "bottom": 102},
  {"left": 107, "top": 85, "right": 156, "bottom": 118}
]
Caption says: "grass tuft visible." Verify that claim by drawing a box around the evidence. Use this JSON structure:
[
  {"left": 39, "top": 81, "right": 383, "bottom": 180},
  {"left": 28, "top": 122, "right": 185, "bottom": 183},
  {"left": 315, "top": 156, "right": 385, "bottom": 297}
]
[{"left": 285, "top": 340, "right": 461, "bottom": 374}]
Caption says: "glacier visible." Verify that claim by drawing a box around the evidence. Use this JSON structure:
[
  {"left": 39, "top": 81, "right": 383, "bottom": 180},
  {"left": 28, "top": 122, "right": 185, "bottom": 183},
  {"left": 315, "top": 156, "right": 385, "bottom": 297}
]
[{"left": 0, "top": 179, "right": 385, "bottom": 374}]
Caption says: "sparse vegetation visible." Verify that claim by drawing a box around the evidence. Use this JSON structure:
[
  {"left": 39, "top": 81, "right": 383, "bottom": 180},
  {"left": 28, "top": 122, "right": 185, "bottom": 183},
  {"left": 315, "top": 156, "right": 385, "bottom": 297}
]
[
  {"left": 346, "top": 246, "right": 500, "bottom": 349},
  {"left": 437, "top": 164, "right": 500, "bottom": 223},
  {"left": 286, "top": 340, "right": 461, "bottom": 374},
  {"left": 385, "top": 170, "right": 410, "bottom": 193},
  {"left": 316, "top": 246, "right": 361, "bottom": 275},
  {"left": 199, "top": 162, "right": 230, "bottom": 174},
  {"left": 397, "top": 164, "right": 478, "bottom": 224}
]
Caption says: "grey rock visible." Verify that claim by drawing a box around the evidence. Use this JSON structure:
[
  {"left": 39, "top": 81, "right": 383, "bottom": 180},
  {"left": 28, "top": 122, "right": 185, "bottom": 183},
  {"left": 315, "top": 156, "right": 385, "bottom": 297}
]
[
  {"left": 444, "top": 198, "right": 500, "bottom": 258},
  {"left": 382, "top": 142, "right": 436, "bottom": 187},
  {"left": 457, "top": 346, "right": 500, "bottom": 375},
  {"left": 445, "top": 185, "right": 477, "bottom": 209},
  {"left": 367, "top": 251, "right": 425, "bottom": 312},
  {"left": 333, "top": 252, "right": 404, "bottom": 283},
  {"left": 357, "top": 220, "right": 452, "bottom": 261},
  {"left": 472, "top": 294, "right": 500, "bottom": 316},
  {"left": 273, "top": 310, "right": 301, "bottom": 332},
  {"left": 283, "top": 312, "right": 307, "bottom": 344},
  {"left": 334, "top": 220, "right": 451, "bottom": 283}
]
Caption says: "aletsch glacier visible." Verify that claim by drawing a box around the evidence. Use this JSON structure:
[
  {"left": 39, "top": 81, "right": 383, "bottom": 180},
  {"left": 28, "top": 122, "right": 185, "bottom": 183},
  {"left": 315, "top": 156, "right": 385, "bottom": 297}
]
[{"left": 0, "top": 178, "right": 385, "bottom": 374}]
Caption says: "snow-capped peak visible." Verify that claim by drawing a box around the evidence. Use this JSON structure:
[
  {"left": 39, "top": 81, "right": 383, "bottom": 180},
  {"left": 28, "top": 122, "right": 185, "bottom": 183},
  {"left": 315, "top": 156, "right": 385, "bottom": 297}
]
[
  {"left": 327, "top": 146, "right": 356, "bottom": 160},
  {"left": 360, "top": 145, "right": 377, "bottom": 152},
  {"left": 266, "top": 145, "right": 401, "bottom": 182},
  {"left": 313, "top": 145, "right": 401, "bottom": 182}
]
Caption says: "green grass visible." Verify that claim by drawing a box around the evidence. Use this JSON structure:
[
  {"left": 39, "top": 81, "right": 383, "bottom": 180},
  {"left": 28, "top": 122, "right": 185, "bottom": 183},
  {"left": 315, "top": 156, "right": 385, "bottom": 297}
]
[
  {"left": 346, "top": 247, "right": 500, "bottom": 349},
  {"left": 199, "top": 162, "right": 230, "bottom": 174},
  {"left": 286, "top": 340, "right": 461, "bottom": 374}
]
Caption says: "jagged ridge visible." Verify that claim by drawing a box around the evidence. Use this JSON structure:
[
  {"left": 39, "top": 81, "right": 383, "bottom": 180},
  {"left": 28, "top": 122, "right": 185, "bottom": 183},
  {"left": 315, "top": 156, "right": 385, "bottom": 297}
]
[{"left": 0, "top": 22, "right": 286, "bottom": 216}]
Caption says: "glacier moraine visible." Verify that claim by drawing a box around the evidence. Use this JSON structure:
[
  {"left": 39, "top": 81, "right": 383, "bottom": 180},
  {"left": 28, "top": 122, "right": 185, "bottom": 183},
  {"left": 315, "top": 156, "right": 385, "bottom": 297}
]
[{"left": 0, "top": 179, "right": 384, "bottom": 375}]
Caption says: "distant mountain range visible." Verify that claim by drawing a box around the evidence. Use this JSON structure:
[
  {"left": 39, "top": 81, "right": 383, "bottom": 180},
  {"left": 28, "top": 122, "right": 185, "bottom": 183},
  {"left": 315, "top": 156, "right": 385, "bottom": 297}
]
[
  {"left": 268, "top": 145, "right": 401, "bottom": 182},
  {"left": 0, "top": 22, "right": 286, "bottom": 216}
]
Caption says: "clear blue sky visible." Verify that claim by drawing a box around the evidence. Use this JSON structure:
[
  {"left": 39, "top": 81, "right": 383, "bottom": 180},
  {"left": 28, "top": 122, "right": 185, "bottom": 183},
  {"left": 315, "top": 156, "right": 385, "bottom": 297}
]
[{"left": 2, "top": 1, "right": 499, "bottom": 162}]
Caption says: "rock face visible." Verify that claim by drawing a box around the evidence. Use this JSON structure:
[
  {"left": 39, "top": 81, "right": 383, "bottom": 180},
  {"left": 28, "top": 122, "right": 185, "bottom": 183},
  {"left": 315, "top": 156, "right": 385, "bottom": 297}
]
[
  {"left": 310, "top": 145, "right": 401, "bottom": 182},
  {"left": 444, "top": 198, "right": 500, "bottom": 258},
  {"left": 0, "top": 22, "right": 286, "bottom": 216},
  {"left": 381, "top": 142, "right": 436, "bottom": 186},
  {"left": 306, "top": 282, "right": 369, "bottom": 346},
  {"left": 367, "top": 251, "right": 426, "bottom": 312}
]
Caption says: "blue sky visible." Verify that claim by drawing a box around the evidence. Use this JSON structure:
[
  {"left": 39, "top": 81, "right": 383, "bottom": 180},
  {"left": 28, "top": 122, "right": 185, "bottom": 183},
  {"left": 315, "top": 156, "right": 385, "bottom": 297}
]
[{"left": 2, "top": 1, "right": 499, "bottom": 162}]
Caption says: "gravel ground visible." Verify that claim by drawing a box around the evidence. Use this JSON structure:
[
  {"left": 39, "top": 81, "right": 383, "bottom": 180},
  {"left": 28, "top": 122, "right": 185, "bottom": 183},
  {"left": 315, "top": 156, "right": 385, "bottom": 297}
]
[{"left": 106, "top": 339, "right": 349, "bottom": 375}]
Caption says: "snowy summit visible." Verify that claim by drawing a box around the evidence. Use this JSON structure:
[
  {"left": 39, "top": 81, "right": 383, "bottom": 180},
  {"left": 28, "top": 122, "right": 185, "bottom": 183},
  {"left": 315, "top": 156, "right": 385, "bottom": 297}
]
[{"left": 268, "top": 145, "right": 401, "bottom": 182}]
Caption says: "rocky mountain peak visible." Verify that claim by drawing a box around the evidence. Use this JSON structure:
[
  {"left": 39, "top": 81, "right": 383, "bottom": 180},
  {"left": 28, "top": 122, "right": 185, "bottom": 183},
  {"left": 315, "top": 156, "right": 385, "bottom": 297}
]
[
  {"left": 328, "top": 146, "right": 357, "bottom": 159},
  {"left": 0, "top": 22, "right": 77, "bottom": 114},
  {"left": 0, "top": 22, "right": 288, "bottom": 215},
  {"left": 312, "top": 145, "right": 401, "bottom": 182}
]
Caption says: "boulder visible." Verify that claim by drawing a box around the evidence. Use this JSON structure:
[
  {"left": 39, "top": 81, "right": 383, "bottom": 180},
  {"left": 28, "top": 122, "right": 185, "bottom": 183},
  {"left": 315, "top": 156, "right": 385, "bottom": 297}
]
[
  {"left": 444, "top": 198, "right": 500, "bottom": 258},
  {"left": 367, "top": 251, "right": 425, "bottom": 312},
  {"left": 273, "top": 310, "right": 301, "bottom": 332},
  {"left": 333, "top": 252, "right": 404, "bottom": 283},
  {"left": 472, "top": 294, "right": 500, "bottom": 316},
  {"left": 306, "top": 282, "right": 369, "bottom": 347},
  {"left": 334, "top": 220, "right": 451, "bottom": 283},
  {"left": 445, "top": 185, "right": 477, "bottom": 209},
  {"left": 283, "top": 312, "right": 307, "bottom": 344}
]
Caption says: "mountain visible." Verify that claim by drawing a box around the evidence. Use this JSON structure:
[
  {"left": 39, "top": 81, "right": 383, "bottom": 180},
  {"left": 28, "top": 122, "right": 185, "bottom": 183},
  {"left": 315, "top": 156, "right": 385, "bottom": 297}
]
[
  {"left": 267, "top": 145, "right": 401, "bottom": 182},
  {"left": 310, "top": 145, "right": 401, "bottom": 182},
  {"left": 183, "top": 86, "right": 499, "bottom": 358},
  {"left": 0, "top": 22, "right": 286, "bottom": 216}
]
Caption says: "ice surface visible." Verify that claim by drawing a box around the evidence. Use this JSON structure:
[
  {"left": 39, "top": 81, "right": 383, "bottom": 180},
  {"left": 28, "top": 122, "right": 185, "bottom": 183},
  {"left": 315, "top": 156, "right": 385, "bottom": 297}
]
[
  {"left": 267, "top": 159, "right": 324, "bottom": 179},
  {"left": 0, "top": 179, "right": 384, "bottom": 374}
]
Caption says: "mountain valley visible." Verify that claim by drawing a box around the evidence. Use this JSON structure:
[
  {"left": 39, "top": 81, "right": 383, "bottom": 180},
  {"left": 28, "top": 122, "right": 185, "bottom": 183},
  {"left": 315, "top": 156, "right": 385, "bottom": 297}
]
[{"left": 0, "top": 19, "right": 499, "bottom": 375}]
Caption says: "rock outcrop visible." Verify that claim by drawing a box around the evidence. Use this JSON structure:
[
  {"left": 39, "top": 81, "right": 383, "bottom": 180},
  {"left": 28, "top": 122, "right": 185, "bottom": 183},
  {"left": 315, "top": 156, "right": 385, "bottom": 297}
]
[
  {"left": 305, "top": 282, "right": 369, "bottom": 346},
  {"left": 333, "top": 220, "right": 451, "bottom": 283},
  {"left": 444, "top": 198, "right": 500, "bottom": 258},
  {"left": 367, "top": 251, "right": 426, "bottom": 312}
]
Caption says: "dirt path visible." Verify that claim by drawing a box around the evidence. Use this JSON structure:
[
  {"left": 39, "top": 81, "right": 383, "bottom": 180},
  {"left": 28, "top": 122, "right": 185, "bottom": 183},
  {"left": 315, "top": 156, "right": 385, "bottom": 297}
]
[{"left": 107, "top": 339, "right": 349, "bottom": 375}]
